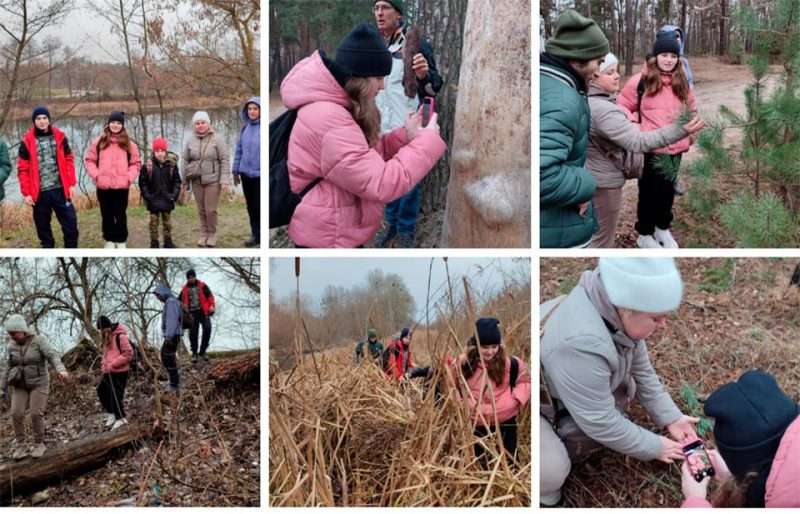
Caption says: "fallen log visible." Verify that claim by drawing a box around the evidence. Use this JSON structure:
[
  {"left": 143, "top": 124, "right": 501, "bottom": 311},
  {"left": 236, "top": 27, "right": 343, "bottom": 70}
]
[
  {"left": 0, "top": 423, "right": 152, "bottom": 504},
  {"left": 206, "top": 352, "right": 259, "bottom": 389}
]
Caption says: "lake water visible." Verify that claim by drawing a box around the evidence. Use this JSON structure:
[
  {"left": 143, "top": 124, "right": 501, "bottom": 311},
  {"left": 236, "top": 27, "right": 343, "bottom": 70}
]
[{"left": 1, "top": 107, "right": 244, "bottom": 202}]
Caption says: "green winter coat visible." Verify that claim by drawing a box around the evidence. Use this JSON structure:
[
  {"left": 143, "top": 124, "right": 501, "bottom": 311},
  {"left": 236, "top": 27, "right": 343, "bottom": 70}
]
[
  {"left": 0, "top": 333, "right": 67, "bottom": 391},
  {"left": 540, "top": 62, "right": 597, "bottom": 248},
  {"left": 354, "top": 339, "right": 384, "bottom": 363},
  {"left": 0, "top": 139, "right": 11, "bottom": 202}
]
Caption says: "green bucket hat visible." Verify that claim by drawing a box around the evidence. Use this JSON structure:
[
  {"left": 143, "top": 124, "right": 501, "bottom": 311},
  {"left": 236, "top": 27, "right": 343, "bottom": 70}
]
[
  {"left": 367, "top": 328, "right": 378, "bottom": 338},
  {"left": 545, "top": 10, "right": 610, "bottom": 61},
  {"left": 374, "top": 0, "right": 406, "bottom": 16}
]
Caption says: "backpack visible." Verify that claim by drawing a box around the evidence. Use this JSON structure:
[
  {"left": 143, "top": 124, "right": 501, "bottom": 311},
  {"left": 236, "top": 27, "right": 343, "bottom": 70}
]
[
  {"left": 509, "top": 356, "right": 520, "bottom": 390},
  {"left": 589, "top": 132, "right": 644, "bottom": 180},
  {"left": 382, "top": 340, "right": 399, "bottom": 372},
  {"left": 115, "top": 333, "right": 142, "bottom": 376},
  {"left": 269, "top": 109, "right": 322, "bottom": 228}
]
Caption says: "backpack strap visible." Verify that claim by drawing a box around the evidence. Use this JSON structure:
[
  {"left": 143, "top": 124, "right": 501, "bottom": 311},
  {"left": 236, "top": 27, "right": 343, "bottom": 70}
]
[
  {"left": 509, "top": 356, "right": 519, "bottom": 389},
  {"left": 636, "top": 75, "right": 646, "bottom": 124},
  {"left": 299, "top": 177, "right": 322, "bottom": 198}
]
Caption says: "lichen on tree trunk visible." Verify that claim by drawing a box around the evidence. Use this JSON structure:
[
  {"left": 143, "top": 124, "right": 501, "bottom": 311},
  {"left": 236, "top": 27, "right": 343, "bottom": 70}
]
[{"left": 440, "top": 0, "right": 531, "bottom": 248}]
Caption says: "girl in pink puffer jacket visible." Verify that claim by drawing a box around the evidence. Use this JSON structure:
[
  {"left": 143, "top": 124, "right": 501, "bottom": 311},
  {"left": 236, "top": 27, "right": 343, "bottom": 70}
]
[
  {"left": 280, "top": 23, "right": 446, "bottom": 248},
  {"left": 618, "top": 32, "right": 698, "bottom": 250},
  {"left": 448, "top": 318, "right": 531, "bottom": 463},
  {"left": 85, "top": 111, "right": 141, "bottom": 249},
  {"left": 96, "top": 316, "right": 134, "bottom": 431}
]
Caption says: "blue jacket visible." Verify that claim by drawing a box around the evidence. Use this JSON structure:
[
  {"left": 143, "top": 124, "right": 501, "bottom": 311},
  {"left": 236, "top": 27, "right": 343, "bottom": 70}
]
[
  {"left": 232, "top": 96, "right": 260, "bottom": 179},
  {"left": 154, "top": 284, "right": 182, "bottom": 339}
]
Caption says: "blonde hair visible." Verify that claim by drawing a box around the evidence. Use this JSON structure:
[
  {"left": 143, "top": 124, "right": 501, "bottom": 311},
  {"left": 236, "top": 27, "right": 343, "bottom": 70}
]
[{"left": 344, "top": 77, "right": 381, "bottom": 148}]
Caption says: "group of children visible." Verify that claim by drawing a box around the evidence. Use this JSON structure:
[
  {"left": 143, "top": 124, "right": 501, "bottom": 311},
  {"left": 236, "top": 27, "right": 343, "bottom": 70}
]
[{"left": 0, "top": 97, "right": 261, "bottom": 249}]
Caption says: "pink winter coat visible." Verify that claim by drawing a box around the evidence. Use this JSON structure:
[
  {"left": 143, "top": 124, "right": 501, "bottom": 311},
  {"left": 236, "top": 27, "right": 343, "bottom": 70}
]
[
  {"left": 280, "top": 50, "right": 447, "bottom": 248},
  {"left": 450, "top": 356, "right": 532, "bottom": 427},
  {"left": 100, "top": 324, "right": 134, "bottom": 374},
  {"left": 85, "top": 135, "right": 141, "bottom": 190},
  {"left": 618, "top": 71, "right": 697, "bottom": 155},
  {"left": 682, "top": 416, "right": 800, "bottom": 508}
]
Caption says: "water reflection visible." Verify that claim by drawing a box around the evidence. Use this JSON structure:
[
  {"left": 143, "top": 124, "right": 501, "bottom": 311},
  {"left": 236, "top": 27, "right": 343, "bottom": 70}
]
[{"left": 2, "top": 107, "right": 242, "bottom": 202}]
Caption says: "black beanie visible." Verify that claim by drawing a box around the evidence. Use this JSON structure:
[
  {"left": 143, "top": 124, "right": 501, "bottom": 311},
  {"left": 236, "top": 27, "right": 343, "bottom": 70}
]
[
  {"left": 704, "top": 370, "right": 800, "bottom": 477},
  {"left": 475, "top": 317, "right": 502, "bottom": 346},
  {"left": 97, "top": 315, "right": 113, "bottom": 330},
  {"left": 31, "top": 106, "right": 51, "bottom": 123},
  {"left": 335, "top": 23, "right": 392, "bottom": 78},
  {"left": 186, "top": 268, "right": 196, "bottom": 279},
  {"left": 652, "top": 32, "right": 681, "bottom": 57},
  {"left": 400, "top": 327, "right": 410, "bottom": 339},
  {"left": 373, "top": 0, "right": 406, "bottom": 15},
  {"left": 108, "top": 110, "right": 125, "bottom": 125}
]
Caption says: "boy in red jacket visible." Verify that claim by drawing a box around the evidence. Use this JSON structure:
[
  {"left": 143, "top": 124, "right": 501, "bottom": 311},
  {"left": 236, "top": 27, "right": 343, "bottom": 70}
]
[{"left": 17, "top": 106, "right": 79, "bottom": 248}]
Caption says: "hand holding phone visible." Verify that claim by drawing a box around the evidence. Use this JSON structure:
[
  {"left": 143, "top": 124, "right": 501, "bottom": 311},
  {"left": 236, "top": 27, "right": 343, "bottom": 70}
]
[
  {"left": 422, "top": 97, "right": 434, "bottom": 128},
  {"left": 682, "top": 438, "right": 716, "bottom": 482}
]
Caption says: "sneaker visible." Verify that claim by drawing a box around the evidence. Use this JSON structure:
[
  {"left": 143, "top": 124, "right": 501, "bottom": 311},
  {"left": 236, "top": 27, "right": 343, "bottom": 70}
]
[
  {"left": 163, "top": 238, "right": 177, "bottom": 249},
  {"left": 163, "top": 384, "right": 180, "bottom": 395},
  {"left": 117, "top": 242, "right": 127, "bottom": 249},
  {"left": 673, "top": 180, "right": 685, "bottom": 196},
  {"left": 244, "top": 236, "right": 259, "bottom": 248},
  {"left": 105, "top": 413, "right": 116, "bottom": 427},
  {"left": 104, "top": 241, "right": 115, "bottom": 249},
  {"left": 191, "top": 354, "right": 198, "bottom": 363},
  {"left": 111, "top": 418, "right": 128, "bottom": 431},
  {"left": 654, "top": 228, "right": 679, "bottom": 249},
  {"left": 637, "top": 234, "right": 662, "bottom": 249},
  {"left": 201, "top": 354, "right": 209, "bottom": 362},
  {"left": 30, "top": 442, "right": 46, "bottom": 458},
  {"left": 11, "top": 440, "right": 27, "bottom": 460},
  {"left": 374, "top": 225, "right": 397, "bottom": 248},
  {"left": 150, "top": 239, "right": 159, "bottom": 249},
  {"left": 395, "top": 233, "right": 415, "bottom": 248}
]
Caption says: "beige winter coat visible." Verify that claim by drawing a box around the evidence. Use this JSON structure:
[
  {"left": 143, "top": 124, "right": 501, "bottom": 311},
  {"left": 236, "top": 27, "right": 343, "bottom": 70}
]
[
  {"left": 0, "top": 333, "right": 67, "bottom": 390},
  {"left": 182, "top": 129, "right": 230, "bottom": 186}
]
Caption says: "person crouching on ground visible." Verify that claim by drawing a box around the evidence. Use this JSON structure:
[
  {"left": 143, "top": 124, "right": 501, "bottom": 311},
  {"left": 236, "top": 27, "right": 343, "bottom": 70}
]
[
  {"left": 449, "top": 318, "right": 531, "bottom": 463},
  {"left": 0, "top": 314, "right": 70, "bottom": 459},
  {"left": 680, "top": 370, "right": 800, "bottom": 508},
  {"left": 96, "top": 315, "right": 134, "bottom": 431},
  {"left": 539, "top": 257, "right": 699, "bottom": 505},
  {"left": 139, "top": 138, "right": 181, "bottom": 248},
  {"left": 280, "top": 22, "right": 446, "bottom": 248}
]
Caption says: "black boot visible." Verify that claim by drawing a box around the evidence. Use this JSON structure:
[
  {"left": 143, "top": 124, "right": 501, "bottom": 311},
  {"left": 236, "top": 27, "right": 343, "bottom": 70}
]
[
  {"left": 163, "top": 238, "right": 177, "bottom": 249},
  {"left": 244, "top": 236, "right": 260, "bottom": 247},
  {"left": 150, "top": 239, "right": 159, "bottom": 248}
]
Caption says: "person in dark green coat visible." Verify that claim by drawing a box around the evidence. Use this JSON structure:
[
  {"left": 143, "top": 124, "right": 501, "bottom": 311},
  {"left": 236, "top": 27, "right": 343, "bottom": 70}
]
[
  {"left": 540, "top": 10, "right": 609, "bottom": 248},
  {"left": 0, "top": 139, "right": 11, "bottom": 202},
  {"left": 353, "top": 328, "right": 384, "bottom": 365}
]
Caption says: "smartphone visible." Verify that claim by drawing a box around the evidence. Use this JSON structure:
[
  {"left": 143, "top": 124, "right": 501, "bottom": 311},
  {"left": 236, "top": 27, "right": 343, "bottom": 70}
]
[
  {"left": 682, "top": 438, "right": 715, "bottom": 482},
  {"left": 422, "top": 97, "right": 434, "bottom": 127}
]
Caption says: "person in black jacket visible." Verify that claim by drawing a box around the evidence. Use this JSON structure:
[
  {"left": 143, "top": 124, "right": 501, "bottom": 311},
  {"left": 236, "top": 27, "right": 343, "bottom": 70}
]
[{"left": 139, "top": 138, "right": 181, "bottom": 248}]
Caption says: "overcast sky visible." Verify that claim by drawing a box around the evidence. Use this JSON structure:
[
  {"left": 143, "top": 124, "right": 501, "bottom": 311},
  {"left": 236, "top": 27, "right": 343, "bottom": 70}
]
[{"left": 269, "top": 258, "right": 530, "bottom": 318}]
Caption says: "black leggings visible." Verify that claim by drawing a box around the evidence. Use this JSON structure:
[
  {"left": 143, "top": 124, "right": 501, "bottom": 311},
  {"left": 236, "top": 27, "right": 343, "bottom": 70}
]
[
  {"left": 474, "top": 416, "right": 518, "bottom": 461},
  {"left": 636, "top": 153, "right": 683, "bottom": 235},
  {"left": 97, "top": 371, "right": 129, "bottom": 419}
]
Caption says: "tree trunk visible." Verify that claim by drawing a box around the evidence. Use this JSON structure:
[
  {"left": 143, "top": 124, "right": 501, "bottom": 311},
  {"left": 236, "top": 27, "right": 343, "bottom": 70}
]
[
  {"left": 680, "top": 0, "right": 688, "bottom": 51},
  {"left": 625, "top": 0, "right": 634, "bottom": 75},
  {"left": 417, "top": 0, "right": 468, "bottom": 215},
  {"left": 719, "top": 0, "right": 728, "bottom": 55},
  {"left": 440, "top": 0, "right": 530, "bottom": 248},
  {"left": 609, "top": 0, "right": 618, "bottom": 54},
  {"left": 0, "top": 424, "right": 152, "bottom": 503}
]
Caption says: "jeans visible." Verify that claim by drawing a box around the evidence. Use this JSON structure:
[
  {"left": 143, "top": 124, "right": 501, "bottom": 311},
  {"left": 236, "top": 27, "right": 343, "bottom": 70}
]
[
  {"left": 189, "top": 310, "right": 212, "bottom": 356},
  {"left": 96, "top": 188, "right": 130, "bottom": 243},
  {"left": 384, "top": 182, "right": 422, "bottom": 236},
  {"left": 32, "top": 188, "right": 79, "bottom": 248}
]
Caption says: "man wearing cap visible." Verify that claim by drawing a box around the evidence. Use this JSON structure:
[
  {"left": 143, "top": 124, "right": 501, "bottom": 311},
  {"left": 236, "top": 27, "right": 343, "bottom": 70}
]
[
  {"left": 18, "top": 106, "right": 80, "bottom": 248},
  {"left": 180, "top": 269, "right": 215, "bottom": 363},
  {"left": 153, "top": 284, "right": 183, "bottom": 392},
  {"left": 539, "top": 257, "right": 699, "bottom": 505},
  {"left": 354, "top": 328, "right": 384, "bottom": 365},
  {"left": 372, "top": 0, "right": 443, "bottom": 249},
  {"left": 540, "top": 10, "right": 609, "bottom": 248}
]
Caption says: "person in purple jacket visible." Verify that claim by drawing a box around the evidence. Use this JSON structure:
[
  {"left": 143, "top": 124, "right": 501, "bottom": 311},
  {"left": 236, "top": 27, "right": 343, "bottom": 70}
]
[{"left": 232, "top": 96, "right": 260, "bottom": 247}]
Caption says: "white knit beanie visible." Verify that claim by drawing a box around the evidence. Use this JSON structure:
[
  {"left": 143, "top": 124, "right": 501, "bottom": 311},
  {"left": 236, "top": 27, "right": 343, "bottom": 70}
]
[
  {"left": 599, "top": 257, "right": 682, "bottom": 313},
  {"left": 192, "top": 111, "right": 211, "bottom": 124},
  {"left": 4, "top": 314, "right": 29, "bottom": 333},
  {"left": 599, "top": 52, "right": 619, "bottom": 73}
]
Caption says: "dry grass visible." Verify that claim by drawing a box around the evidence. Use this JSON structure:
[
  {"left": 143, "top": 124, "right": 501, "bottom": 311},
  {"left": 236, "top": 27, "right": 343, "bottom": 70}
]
[{"left": 269, "top": 323, "right": 531, "bottom": 506}]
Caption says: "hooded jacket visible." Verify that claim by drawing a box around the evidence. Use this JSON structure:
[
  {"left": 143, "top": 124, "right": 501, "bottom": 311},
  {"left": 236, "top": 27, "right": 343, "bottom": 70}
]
[
  {"left": 540, "top": 53, "right": 597, "bottom": 248},
  {"left": 682, "top": 416, "right": 800, "bottom": 508},
  {"left": 617, "top": 70, "right": 698, "bottom": 155},
  {"left": 18, "top": 125, "right": 77, "bottom": 203},
  {"left": 100, "top": 323, "right": 134, "bottom": 374},
  {"left": 154, "top": 284, "right": 183, "bottom": 339},
  {"left": 0, "top": 333, "right": 67, "bottom": 390},
  {"left": 280, "top": 50, "right": 446, "bottom": 248},
  {"left": 233, "top": 96, "right": 260, "bottom": 179},
  {"left": 450, "top": 356, "right": 532, "bottom": 427},
  {"left": 85, "top": 135, "right": 142, "bottom": 190},
  {"left": 139, "top": 153, "right": 181, "bottom": 213},
  {"left": 540, "top": 268, "right": 683, "bottom": 461},
  {"left": 587, "top": 84, "right": 687, "bottom": 189}
]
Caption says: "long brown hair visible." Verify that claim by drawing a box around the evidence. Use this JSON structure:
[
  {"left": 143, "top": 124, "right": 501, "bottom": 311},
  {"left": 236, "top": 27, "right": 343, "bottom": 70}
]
[
  {"left": 344, "top": 77, "right": 381, "bottom": 148},
  {"left": 460, "top": 337, "right": 507, "bottom": 386},
  {"left": 100, "top": 327, "right": 114, "bottom": 349},
  {"left": 711, "top": 472, "right": 759, "bottom": 507},
  {"left": 643, "top": 55, "right": 690, "bottom": 103},
  {"left": 98, "top": 124, "right": 133, "bottom": 151}
]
